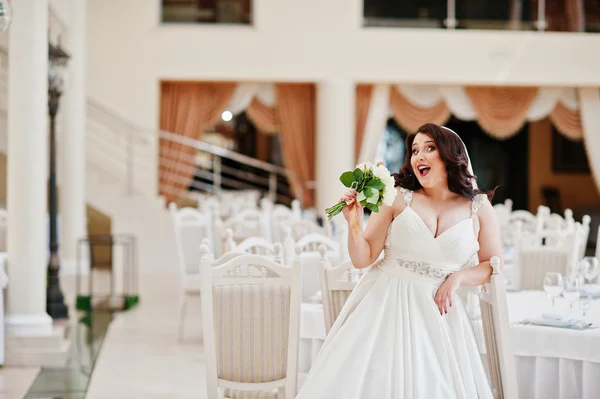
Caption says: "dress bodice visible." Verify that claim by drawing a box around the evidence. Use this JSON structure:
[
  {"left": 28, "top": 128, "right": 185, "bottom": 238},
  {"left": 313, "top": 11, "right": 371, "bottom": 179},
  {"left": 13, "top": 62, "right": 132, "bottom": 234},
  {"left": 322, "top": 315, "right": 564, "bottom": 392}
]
[{"left": 381, "top": 188, "right": 487, "bottom": 280}]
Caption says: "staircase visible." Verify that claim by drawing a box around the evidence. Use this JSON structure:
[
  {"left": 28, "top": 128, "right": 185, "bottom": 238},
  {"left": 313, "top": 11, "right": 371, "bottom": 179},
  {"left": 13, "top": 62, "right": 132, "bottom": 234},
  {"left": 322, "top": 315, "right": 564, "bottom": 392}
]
[{"left": 0, "top": 45, "right": 312, "bottom": 305}]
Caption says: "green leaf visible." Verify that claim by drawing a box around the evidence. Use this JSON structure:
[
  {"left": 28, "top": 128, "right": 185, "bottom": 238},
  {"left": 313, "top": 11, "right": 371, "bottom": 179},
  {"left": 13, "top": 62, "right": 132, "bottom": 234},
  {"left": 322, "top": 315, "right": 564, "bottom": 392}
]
[
  {"left": 366, "top": 189, "right": 380, "bottom": 204},
  {"left": 357, "top": 191, "right": 367, "bottom": 203},
  {"left": 353, "top": 168, "right": 364, "bottom": 182},
  {"left": 366, "top": 203, "right": 379, "bottom": 213},
  {"left": 366, "top": 179, "right": 385, "bottom": 190},
  {"left": 339, "top": 172, "right": 355, "bottom": 188}
]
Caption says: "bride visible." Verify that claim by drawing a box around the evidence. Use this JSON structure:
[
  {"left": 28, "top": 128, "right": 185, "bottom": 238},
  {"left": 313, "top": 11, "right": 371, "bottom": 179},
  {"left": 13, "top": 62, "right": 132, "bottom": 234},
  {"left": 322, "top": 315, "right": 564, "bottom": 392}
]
[{"left": 295, "top": 123, "right": 502, "bottom": 398}]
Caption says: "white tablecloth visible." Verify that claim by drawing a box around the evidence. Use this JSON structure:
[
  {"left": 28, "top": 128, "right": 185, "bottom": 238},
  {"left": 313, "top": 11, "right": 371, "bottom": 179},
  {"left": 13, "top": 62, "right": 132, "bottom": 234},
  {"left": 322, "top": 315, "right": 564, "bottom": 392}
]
[{"left": 300, "top": 291, "right": 600, "bottom": 398}]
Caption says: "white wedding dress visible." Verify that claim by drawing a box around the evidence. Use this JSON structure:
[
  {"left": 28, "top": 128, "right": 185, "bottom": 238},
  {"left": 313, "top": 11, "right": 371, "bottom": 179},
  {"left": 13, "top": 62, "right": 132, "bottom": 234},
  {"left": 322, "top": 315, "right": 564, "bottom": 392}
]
[{"left": 296, "top": 188, "right": 493, "bottom": 399}]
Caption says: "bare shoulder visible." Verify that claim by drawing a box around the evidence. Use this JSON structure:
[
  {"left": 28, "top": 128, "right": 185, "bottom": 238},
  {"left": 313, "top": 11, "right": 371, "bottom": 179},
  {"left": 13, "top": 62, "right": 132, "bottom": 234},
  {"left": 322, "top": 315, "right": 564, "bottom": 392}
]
[
  {"left": 476, "top": 195, "right": 495, "bottom": 219},
  {"left": 391, "top": 186, "right": 408, "bottom": 217},
  {"left": 475, "top": 195, "right": 499, "bottom": 233}
]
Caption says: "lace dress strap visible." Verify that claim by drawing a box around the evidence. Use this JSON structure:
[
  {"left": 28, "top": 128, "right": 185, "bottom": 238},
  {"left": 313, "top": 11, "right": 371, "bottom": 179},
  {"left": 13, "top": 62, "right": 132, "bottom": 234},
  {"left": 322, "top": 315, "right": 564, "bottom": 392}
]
[
  {"left": 471, "top": 194, "right": 487, "bottom": 216},
  {"left": 399, "top": 187, "right": 413, "bottom": 207}
]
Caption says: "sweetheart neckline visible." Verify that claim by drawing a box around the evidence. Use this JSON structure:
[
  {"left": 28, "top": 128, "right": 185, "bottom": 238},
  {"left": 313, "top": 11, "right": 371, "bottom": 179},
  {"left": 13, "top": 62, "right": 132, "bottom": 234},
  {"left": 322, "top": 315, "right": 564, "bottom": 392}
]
[{"left": 399, "top": 207, "right": 474, "bottom": 240}]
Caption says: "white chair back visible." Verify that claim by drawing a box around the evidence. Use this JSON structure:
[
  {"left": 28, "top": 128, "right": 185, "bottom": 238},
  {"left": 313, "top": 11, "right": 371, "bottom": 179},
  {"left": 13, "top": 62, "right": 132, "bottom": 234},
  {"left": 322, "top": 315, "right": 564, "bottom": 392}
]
[
  {"left": 479, "top": 256, "right": 519, "bottom": 399},
  {"left": 514, "top": 225, "right": 579, "bottom": 290},
  {"left": 200, "top": 245, "right": 302, "bottom": 399},
  {"left": 269, "top": 200, "right": 302, "bottom": 242},
  {"left": 169, "top": 203, "right": 215, "bottom": 277},
  {"left": 317, "top": 245, "right": 363, "bottom": 334},
  {"left": 216, "top": 208, "right": 273, "bottom": 249},
  {"left": 285, "top": 219, "right": 329, "bottom": 241},
  {"left": 224, "top": 229, "right": 285, "bottom": 263},
  {"left": 286, "top": 232, "right": 342, "bottom": 302},
  {"left": 493, "top": 199, "right": 512, "bottom": 229}
]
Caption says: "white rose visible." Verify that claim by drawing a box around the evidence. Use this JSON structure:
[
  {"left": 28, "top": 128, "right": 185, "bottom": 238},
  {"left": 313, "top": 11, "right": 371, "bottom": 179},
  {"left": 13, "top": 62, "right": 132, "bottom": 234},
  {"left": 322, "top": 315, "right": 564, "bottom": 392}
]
[
  {"left": 356, "top": 162, "right": 373, "bottom": 172},
  {"left": 382, "top": 186, "right": 397, "bottom": 206},
  {"left": 383, "top": 175, "right": 395, "bottom": 187},
  {"left": 372, "top": 164, "right": 391, "bottom": 180}
]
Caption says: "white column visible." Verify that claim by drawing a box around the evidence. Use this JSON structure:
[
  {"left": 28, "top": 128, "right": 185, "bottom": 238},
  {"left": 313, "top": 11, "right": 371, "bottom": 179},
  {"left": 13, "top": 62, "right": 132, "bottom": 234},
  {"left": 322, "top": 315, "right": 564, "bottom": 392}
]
[
  {"left": 5, "top": 0, "right": 53, "bottom": 335},
  {"left": 316, "top": 80, "right": 356, "bottom": 212},
  {"left": 60, "top": 0, "right": 88, "bottom": 275},
  {"left": 578, "top": 88, "right": 600, "bottom": 194}
]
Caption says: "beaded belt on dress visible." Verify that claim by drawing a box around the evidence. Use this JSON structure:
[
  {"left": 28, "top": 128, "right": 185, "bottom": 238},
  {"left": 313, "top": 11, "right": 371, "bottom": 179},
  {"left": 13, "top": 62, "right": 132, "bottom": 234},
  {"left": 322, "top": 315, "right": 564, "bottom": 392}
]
[{"left": 395, "top": 259, "right": 453, "bottom": 281}]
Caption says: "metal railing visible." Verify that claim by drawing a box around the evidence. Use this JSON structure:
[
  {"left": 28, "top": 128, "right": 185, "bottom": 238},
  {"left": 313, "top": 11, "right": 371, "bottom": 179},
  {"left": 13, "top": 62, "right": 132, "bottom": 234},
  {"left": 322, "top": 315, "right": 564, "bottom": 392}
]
[
  {"left": 362, "top": 0, "right": 598, "bottom": 32},
  {"left": 86, "top": 97, "right": 315, "bottom": 206}
]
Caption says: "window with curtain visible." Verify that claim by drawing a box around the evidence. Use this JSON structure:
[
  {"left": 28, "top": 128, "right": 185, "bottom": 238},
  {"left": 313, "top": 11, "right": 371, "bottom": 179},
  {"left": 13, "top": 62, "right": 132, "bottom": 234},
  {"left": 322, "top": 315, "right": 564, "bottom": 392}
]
[{"left": 161, "top": 0, "right": 252, "bottom": 25}]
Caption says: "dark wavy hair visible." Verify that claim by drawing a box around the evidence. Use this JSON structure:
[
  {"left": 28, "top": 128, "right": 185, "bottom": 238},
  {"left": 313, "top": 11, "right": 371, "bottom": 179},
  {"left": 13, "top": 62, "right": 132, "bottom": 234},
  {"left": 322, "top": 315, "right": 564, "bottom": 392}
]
[{"left": 393, "top": 123, "right": 492, "bottom": 200}]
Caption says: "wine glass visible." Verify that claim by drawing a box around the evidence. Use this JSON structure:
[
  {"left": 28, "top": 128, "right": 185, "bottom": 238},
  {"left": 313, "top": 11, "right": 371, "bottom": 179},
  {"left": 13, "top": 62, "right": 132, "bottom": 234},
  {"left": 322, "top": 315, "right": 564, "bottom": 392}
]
[
  {"left": 562, "top": 276, "right": 581, "bottom": 317},
  {"left": 579, "top": 295, "right": 591, "bottom": 321},
  {"left": 543, "top": 272, "right": 564, "bottom": 315},
  {"left": 582, "top": 257, "right": 599, "bottom": 284}
]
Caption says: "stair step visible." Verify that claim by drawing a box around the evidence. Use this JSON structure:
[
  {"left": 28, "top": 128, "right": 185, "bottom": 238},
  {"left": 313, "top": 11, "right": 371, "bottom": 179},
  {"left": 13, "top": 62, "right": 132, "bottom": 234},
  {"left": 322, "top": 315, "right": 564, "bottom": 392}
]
[
  {"left": 5, "top": 339, "right": 71, "bottom": 367},
  {"left": 6, "top": 325, "right": 67, "bottom": 349}
]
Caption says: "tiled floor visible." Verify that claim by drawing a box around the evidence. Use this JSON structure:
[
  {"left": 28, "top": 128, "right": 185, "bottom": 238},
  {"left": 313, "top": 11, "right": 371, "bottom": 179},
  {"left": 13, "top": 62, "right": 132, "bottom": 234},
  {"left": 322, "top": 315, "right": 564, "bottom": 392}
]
[
  {"left": 22, "top": 312, "right": 113, "bottom": 399},
  {"left": 0, "top": 368, "right": 40, "bottom": 399},
  {"left": 85, "top": 261, "right": 207, "bottom": 399}
]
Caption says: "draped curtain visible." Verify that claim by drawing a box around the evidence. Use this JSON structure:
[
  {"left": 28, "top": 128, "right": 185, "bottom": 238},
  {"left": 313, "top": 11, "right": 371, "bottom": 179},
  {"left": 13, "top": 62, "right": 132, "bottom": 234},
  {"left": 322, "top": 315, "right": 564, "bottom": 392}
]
[
  {"left": 388, "top": 84, "right": 584, "bottom": 141},
  {"left": 355, "top": 84, "right": 373, "bottom": 162},
  {"left": 465, "top": 87, "right": 538, "bottom": 138},
  {"left": 389, "top": 86, "right": 451, "bottom": 132},
  {"left": 246, "top": 97, "right": 280, "bottom": 134},
  {"left": 276, "top": 84, "right": 316, "bottom": 207},
  {"left": 159, "top": 81, "right": 235, "bottom": 204},
  {"left": 356, "top": 84, "right": 595, "bottom": 194}
]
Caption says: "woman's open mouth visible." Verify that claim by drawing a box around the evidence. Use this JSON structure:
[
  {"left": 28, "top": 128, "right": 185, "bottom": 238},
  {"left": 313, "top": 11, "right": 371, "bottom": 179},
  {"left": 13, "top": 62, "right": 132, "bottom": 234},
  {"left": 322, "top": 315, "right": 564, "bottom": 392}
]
[{"left": 417, "top": 165, "right": 431, "bottom": 177}]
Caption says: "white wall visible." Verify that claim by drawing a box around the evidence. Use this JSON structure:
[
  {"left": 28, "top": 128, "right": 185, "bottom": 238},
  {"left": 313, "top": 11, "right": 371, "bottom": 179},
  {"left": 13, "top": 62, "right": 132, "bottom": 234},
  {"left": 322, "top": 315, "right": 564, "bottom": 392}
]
[{"left": 87, "top": 0, "right": 600, "bottom": 132}]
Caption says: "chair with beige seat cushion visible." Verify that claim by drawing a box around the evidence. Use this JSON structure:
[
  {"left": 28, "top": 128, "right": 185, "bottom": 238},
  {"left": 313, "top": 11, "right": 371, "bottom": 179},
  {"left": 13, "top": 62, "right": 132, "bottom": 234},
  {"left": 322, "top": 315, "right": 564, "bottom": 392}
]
[
  {"left": 200, "top": 244, "right": 302, "bottom": 399},
  {"left": 316, "top": 245, "right": 364, "bottom": 334}
]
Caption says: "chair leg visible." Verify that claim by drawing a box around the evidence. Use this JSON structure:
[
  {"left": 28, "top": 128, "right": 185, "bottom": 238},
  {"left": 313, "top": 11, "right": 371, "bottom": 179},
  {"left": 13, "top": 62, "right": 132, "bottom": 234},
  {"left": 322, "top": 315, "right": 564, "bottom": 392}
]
[
  {"left": 198, "top": 293, "right": 204, "bottom": 342},
  {"left": 178, "top": 295, "right": 188, "bottom": 342}
]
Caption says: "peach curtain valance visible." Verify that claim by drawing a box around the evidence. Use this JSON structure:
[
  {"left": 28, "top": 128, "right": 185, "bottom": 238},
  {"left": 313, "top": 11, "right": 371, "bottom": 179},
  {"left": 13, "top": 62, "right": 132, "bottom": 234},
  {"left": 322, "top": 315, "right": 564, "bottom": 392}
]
[
  {"left": 389, "top": 86, "right": 451, "bottom": 133},
  {"left": 392, "top": 84, "right": 584, "bottom": 140},
  {"left": 465, "top": 87, "right": 538, "bottom": 139},
  {"left": 549, "top": 101, "right": 584, "bottom": 140}
]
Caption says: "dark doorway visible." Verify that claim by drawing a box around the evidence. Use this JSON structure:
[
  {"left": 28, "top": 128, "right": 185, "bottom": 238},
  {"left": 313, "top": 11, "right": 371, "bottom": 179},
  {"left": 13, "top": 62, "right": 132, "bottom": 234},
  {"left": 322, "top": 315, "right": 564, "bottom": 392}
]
[{"left": 446, "top": 118, "right": 529, "bottom": 210}]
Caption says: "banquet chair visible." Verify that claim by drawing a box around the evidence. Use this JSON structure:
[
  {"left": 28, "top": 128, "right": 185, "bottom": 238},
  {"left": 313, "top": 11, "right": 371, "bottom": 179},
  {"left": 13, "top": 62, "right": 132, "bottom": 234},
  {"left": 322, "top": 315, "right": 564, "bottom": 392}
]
[
  {"left": 223, "top": 229, "right": 285, "bottom": 264},
  {"left": 169, "top": 203, "right": 215, "bottom": 341},
  {"left": 200, "top": 244, "right": 302, "bottom": 399},
  {"left": 284, "top": 232, "right": 342, "bottom": 302},
  {"left": 479, "top": 256, "right": 519, "bottom": 399},
  {"left": 317, "top": 245, "right": 364, "bottom": 334},
  {"left": 513, "top": 223, "right": 580, "bottom": 290}
]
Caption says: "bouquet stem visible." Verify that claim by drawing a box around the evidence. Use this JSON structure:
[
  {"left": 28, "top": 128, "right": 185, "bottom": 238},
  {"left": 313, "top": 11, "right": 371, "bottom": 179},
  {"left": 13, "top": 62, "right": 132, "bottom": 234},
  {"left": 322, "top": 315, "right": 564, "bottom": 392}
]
[{"left": 325, "top": 201, "right": 347, "bottom": 221}]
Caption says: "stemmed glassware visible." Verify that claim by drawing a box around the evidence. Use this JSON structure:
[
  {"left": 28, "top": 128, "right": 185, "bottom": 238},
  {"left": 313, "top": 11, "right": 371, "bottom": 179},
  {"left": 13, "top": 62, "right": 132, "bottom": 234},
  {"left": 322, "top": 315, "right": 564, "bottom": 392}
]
[
  {"left": 543, "top": 272, "right": 564, "bottom": 315},
  {"left": 582, "top": 257, "right": 599, "bottom": 284},
  {"left": 562, "top": 276, "right": 581, "bottom": 316}
]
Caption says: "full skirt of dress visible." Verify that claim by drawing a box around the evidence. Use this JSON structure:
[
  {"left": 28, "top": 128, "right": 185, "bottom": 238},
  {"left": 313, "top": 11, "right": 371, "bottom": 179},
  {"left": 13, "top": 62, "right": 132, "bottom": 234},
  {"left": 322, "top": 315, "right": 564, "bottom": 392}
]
[{"left": 295, "top": 265, "right": 492, "bottom": 399}]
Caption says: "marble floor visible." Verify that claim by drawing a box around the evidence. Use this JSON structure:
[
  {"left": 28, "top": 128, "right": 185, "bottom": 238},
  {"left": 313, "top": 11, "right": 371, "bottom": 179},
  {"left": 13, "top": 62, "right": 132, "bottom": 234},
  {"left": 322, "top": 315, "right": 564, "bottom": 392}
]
[
  {"left": 0, "top": 368, "right": 40, "bottom": 399},
  {"left": 85, "top": 249, "right": 208, "bottom": 398}
]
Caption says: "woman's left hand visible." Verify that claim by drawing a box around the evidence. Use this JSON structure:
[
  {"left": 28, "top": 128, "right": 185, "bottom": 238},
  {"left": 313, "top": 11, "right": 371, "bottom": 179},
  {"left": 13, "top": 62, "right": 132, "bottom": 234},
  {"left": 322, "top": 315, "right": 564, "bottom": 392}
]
[{"left": 434, "top": 272, "right": 463, "bottom": 315}]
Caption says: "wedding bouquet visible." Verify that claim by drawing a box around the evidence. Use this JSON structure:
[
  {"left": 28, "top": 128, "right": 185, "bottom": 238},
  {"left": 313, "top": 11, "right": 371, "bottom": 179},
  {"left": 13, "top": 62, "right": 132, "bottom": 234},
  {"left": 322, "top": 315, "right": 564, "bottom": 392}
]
[{"left": 325, "top": 161, "right": 397, "bottom": 221}]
